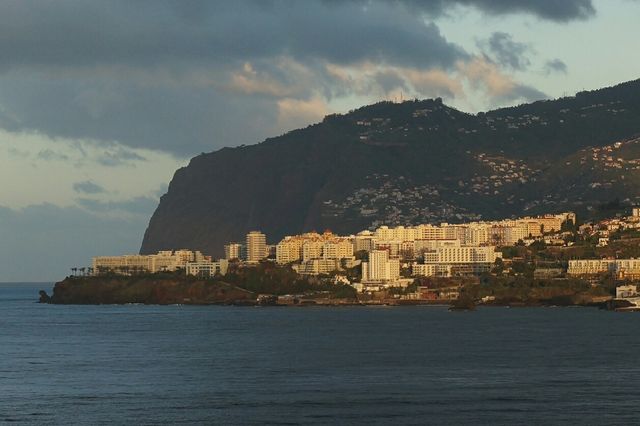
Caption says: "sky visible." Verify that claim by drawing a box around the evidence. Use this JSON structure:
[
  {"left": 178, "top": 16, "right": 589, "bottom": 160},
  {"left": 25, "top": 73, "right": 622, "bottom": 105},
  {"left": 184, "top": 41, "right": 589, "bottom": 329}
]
[{"left": 1, "top": 0, "right": 640, "bottom": 282}]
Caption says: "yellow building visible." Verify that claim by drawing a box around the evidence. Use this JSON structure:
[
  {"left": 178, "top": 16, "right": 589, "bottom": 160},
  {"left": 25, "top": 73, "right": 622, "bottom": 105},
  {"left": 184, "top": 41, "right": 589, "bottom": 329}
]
[{"left": 276, "top": 231, "right": 353, "bottom": 265}]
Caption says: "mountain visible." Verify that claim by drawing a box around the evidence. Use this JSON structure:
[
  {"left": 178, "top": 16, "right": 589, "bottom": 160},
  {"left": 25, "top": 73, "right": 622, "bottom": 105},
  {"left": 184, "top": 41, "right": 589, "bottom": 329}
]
[{"left": 141, "top": 79, "right": 640, "bottom": 256}]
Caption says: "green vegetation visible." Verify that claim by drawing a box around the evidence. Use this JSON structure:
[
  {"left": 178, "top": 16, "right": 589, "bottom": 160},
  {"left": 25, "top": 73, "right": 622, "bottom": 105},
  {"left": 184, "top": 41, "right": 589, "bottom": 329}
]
[
  {"left": 222, "top": 261, "right": 356, "bottom": 298},
  {"left": 462, "top": 275, "right": 611, "bottom": 305}
]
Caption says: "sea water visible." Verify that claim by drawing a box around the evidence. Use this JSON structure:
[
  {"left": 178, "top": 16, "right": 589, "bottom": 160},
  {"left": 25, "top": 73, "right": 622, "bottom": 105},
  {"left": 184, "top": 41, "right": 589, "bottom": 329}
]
[{"left": 2, "top": 282, "right": 640, "bottom": 425}]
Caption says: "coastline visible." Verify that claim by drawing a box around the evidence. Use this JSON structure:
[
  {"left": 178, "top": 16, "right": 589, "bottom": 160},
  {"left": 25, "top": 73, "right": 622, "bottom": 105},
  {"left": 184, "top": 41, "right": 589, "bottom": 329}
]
[{"left": 39, "top": 275, "right": 621, "bottom": 310}]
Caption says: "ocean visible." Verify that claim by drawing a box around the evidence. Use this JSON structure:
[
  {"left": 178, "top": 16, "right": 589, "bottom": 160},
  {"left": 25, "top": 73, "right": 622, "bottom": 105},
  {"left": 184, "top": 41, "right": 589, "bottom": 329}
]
[{"left": 1, "top": 282, "right": 640, "bottom": 425}]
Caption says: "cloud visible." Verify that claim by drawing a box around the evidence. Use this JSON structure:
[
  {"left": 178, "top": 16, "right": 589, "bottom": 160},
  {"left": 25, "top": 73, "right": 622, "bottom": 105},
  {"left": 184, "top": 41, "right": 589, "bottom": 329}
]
[
  {"left": 97, "top": 147, "right": 147, "bottom": 167},
  {"left": 458, "top": 57, "right": 547, "bottom": 104},
  {"left": 331, "top": 1, "right": 596, "bottom": 22},
  {"left": 402, "top": 68, "right": 464, "bottom": 99},
  {"left": 276, "top": 97, "right": 330, "bottom": 131},
  {"left": 0, "top": 128, "right": 184, "bottom": 209},
  {"left": 37, "top": 149, "right": 70, "bottom": 161},
  {"left": 372, "top": 70, "right": 409, "bottom": 95},
  {"left": 480, "top": 32, "right": 532, "bottom": 71},
  {"left": 76, "top": 196, "right": 159, "bottom": 217},
  {"left": 0, "top": 0, "right": 471, "bottom": 156},
  {"left": 436, "top": 0, "right": 596, "bottom": 22},
  {"left": 544, "top": 58, "right": 568, "bottom": 74},
  {"left": 73, "top": 181, "right": 106, "bottom": 195}
]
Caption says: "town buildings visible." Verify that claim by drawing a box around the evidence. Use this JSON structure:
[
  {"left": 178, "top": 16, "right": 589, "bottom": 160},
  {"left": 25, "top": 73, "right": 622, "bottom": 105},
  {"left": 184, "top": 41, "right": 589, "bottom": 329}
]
[
  {"left": 370, "top": 213, "right": 573, "bottom": 248},
  {"left": 90, "top": 211, "right": 581, "bottom": 289},
  {"left": 275, "top": 231, "right": 355, "bottom": 275}
]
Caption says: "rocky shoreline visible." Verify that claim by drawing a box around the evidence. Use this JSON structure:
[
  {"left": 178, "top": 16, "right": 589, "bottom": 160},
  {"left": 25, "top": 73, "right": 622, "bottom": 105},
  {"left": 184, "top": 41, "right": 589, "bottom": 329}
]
[
  {"left": 41, "top": 276, "right": 255, "bottom": 305},
  {"left": 40, "top": 275, "right": 621, "bottom": 310}
]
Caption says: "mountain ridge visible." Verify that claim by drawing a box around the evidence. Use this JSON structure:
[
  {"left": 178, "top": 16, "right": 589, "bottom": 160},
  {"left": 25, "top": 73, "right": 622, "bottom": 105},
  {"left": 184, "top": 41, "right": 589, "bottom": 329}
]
[{"left": 141, "top": 78, "right": 640, "bottom": 256}]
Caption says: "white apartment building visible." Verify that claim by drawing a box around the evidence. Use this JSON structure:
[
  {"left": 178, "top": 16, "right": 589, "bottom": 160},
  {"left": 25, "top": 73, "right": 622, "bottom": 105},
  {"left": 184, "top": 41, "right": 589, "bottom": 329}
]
[
  {"left": 224, "top": 243, "right": 243, "bottom": 260},
  {"left": 185, "top": 259, "right": 229, "bottom": 277},
  {"left": 411, "top": 244, "right": 501, "bottom": 277},
  {"left": 92, "top": 250, "right": 207, "bottom": 275},
  {"left": 361, "top": 250, "right": 400, "bottom": 283},
  {"left": 412, "top": 263, "right": 453, "bottom": 277},
  {"left": 423, "top": 245, "right": 501, "bottom": 264},
  {"left": 568, "top": 259, "right": 640, "bottom": 279},
  {"left": 414, "top": 239, "right": 460, "bottom": 256},
  {"left": 246, "top": 231, "right": 268, "bottom": 263}
]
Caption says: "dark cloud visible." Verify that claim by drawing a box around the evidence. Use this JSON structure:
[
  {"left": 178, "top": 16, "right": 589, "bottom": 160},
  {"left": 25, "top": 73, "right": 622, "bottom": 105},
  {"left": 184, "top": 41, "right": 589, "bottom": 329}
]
[
  {"left": 0, "top": 1, "right": 465, "bottom": 71},
  {"left": 435, "top": 0, "right": 595, "bottom": 22},
  {"left": 337, "top": 1, "right": 596, "bottom": 22},
  {"left": 545, "top": 58, "right": 568, "bottom": 74},
  {"left": 73, "top": 181, "right": 106, "bottom": 195},
  {"left": 480, "top": 32, "right": 532, "bottom": 71},
  {"left": 0, "top": 0, "right": 566, "bottom": 156}
]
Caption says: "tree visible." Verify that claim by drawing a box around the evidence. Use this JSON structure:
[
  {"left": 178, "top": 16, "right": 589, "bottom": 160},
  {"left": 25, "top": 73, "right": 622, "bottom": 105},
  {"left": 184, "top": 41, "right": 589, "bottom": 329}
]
[
  {"left": 491, "top": 258, "right": 505, "bottom": 275},
  {"left": 561, "top": 219, "right": 576, "bottom": 233}
]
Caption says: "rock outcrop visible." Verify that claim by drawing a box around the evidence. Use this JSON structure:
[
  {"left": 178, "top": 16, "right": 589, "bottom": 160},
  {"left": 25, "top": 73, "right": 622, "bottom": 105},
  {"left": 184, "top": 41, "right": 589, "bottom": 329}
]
[{"left": 48, "top": 276, "right": 255, "bottom": 305}]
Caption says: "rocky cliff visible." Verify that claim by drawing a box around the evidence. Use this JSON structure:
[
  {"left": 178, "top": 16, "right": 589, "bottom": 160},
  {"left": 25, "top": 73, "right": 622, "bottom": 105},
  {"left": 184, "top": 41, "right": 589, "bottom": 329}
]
[
  {"left": 141, "top": 79, "right": 640, "bottom": 256},
  {"left": 47, "top": 276, "right": 254, "bottom": 305}
]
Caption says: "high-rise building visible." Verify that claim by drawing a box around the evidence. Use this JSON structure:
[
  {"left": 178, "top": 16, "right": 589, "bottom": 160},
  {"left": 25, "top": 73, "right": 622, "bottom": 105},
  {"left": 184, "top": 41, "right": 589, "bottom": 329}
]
[
  {"left": 361, "top": 250, "right": 400, "bottom": 283},
  {"left": 246, "top": 231, "right": 267, "bottom": 263},
  {"left": 224, "top": 243, "right": 243, "bottom": 260}
]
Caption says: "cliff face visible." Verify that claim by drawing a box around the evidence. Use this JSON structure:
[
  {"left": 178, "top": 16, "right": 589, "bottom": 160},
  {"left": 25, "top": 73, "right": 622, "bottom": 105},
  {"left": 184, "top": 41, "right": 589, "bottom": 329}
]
[
  {"left": 141, "top": 79, "right": 640, "bottom": 257},
  {"left": 50, "top": 276, "right": 254, "bottom": 305}
]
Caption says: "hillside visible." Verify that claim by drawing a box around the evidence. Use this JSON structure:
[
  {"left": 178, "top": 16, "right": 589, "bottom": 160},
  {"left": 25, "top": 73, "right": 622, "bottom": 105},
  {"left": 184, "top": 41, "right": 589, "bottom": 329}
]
[{"left": 141, "top": 79, "right": 640, "bottom": 256}]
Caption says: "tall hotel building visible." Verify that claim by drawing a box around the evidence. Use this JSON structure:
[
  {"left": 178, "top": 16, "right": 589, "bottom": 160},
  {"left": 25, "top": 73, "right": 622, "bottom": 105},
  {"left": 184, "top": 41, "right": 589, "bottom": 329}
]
[
  {"left": 246, "top": 231, "right": 267, "bottom": 263},
  {"left": 361, "top": 250, "right": 400, "bottom": 283},
  {"left": 224, "top": 243, "right": 243, "bottom": 260}
]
